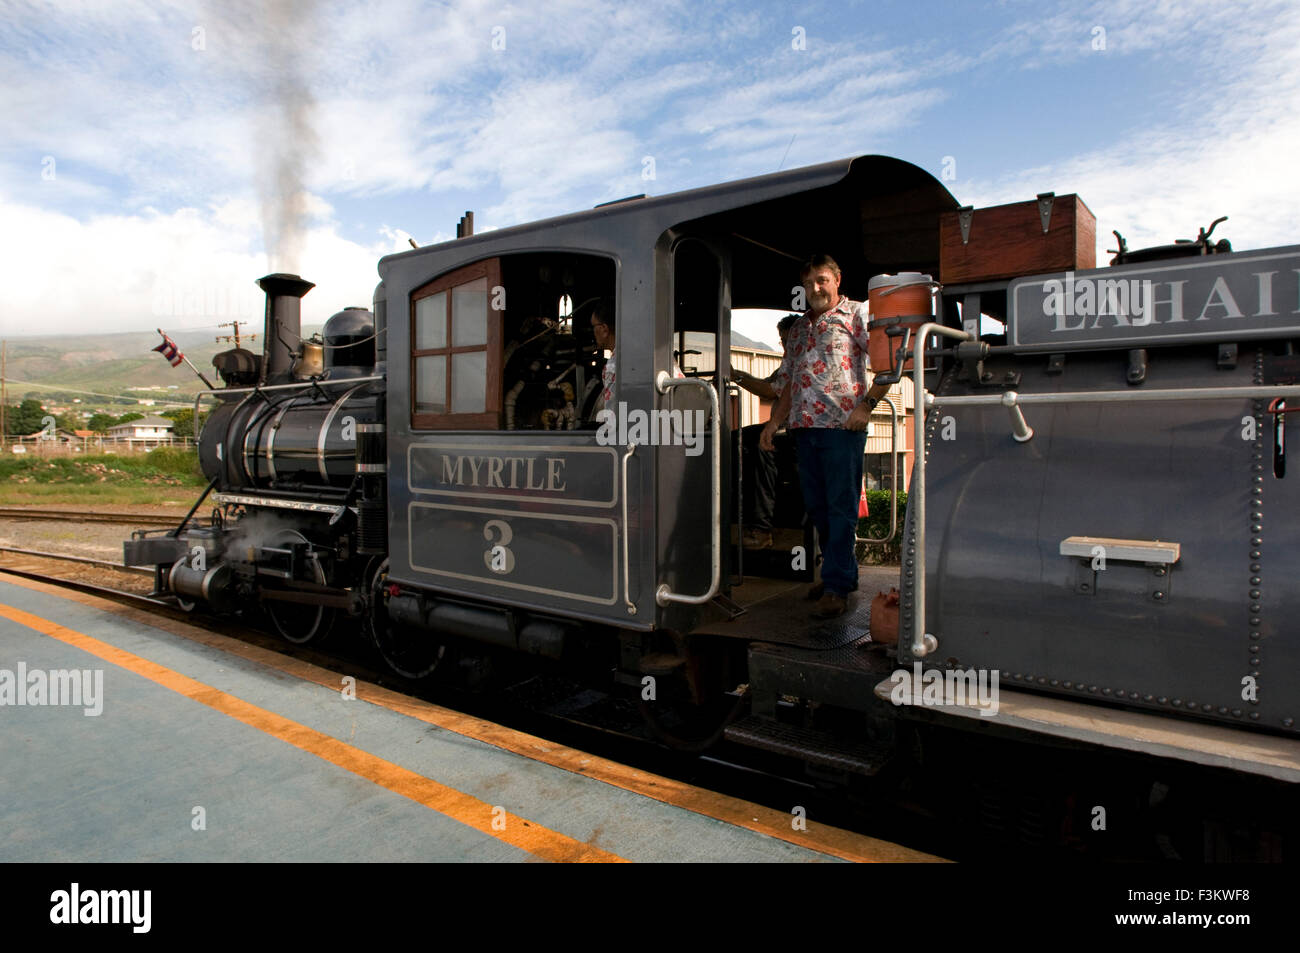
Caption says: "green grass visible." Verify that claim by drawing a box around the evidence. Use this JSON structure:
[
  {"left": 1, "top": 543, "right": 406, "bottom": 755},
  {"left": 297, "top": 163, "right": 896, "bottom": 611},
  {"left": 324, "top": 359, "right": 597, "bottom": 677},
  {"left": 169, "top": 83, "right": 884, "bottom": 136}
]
[{"left": 0, "top": 450, "right": 208, "bottom": 505}]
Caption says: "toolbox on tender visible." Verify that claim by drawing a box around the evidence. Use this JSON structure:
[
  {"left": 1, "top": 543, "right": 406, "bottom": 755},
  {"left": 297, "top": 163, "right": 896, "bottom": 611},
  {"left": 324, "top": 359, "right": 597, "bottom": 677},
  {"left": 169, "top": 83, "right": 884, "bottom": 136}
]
[{"left": 939, "top": 193, "right": 1096, "bottom": 284}]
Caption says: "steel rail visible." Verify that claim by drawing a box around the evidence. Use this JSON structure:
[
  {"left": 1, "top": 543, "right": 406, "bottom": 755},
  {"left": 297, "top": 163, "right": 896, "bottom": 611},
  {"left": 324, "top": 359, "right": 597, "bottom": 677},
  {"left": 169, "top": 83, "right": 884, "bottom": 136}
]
[
  {"left": 0, "top": 507, "right": 205, "bottom": 527},
  {"left": 0, "top": 563, "right": 170, "bottom": 607},
  {"left": 0, "top": 546, "right": 154, "bottom": 575}
]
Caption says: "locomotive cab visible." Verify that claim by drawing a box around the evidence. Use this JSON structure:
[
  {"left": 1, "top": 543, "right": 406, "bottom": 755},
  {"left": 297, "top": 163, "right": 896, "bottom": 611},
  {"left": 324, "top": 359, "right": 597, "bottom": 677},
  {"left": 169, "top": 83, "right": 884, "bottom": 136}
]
[{"left": 371, "top": 156, "right": 958, "bottom": 734}]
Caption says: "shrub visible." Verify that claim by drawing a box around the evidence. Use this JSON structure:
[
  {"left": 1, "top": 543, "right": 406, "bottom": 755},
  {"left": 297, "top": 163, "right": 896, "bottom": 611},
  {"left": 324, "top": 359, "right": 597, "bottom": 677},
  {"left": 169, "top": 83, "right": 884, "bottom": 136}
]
[
  {"left": 857, "top": 489, "right": 908, "bottom": 564},
  {"left": 141, "top": 447, "right": 204, "bottom": 478},
  {"left": 0, "top": 451, "right": 205, "bottom": 487}
]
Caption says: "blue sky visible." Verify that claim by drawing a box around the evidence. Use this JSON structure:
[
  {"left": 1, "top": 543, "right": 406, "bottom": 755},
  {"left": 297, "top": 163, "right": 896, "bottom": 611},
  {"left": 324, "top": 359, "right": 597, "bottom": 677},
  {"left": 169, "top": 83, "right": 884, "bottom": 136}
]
[{"left": 2, "top": 0, "right": 1298, "bottom": 344}]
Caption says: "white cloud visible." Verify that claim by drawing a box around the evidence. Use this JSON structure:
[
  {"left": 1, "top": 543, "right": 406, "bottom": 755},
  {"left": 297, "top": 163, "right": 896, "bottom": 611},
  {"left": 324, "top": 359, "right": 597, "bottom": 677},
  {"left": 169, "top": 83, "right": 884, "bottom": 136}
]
[
  {"left": 4, "top": 0, "right": 1298, "bottom": 348},
  {"left": 0, "top": 192, "right": 383, "bottom": 336},
  {"left": 959, "top": 0, "right": 1300, "bottom": 260}
]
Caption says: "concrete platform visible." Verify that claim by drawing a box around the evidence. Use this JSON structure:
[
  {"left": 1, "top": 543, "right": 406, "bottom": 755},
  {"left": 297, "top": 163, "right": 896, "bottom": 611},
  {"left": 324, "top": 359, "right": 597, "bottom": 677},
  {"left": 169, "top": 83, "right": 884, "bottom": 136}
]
[{"left": 0, "top": 574, "right": 941, "bottom": 863}]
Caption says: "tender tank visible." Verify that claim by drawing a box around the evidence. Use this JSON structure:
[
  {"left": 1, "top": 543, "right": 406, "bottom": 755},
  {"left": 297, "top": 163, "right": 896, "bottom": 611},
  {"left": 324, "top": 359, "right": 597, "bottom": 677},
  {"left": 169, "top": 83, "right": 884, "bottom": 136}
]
[{"left": 904, "top": 244, "right": 1300, "bottom": 736}]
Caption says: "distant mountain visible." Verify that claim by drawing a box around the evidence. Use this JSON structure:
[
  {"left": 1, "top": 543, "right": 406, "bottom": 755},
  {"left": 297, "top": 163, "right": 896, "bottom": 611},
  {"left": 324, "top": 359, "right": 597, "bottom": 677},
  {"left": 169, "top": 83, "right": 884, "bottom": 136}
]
[
  {"left": 1, "top": 327, "right": 323, "bottom": 408},
  {"left": 4, "top": 325, "right": 780, "bottom": 413},
  {"left": 732, "top": 330, "right": 779, "bottom": 353}
]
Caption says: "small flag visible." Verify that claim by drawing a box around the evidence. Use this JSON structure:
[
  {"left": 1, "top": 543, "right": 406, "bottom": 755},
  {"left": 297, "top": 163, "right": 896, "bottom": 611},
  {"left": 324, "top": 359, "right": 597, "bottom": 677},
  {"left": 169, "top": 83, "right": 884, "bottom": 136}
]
[{"left": 153, "top": 330, "right": 183, "bottom": 368}]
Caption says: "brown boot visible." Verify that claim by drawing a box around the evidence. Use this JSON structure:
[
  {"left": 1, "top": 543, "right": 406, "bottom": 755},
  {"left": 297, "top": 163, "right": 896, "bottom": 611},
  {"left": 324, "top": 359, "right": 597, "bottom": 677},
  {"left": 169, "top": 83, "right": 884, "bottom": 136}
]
[
  {"left": 812, "top": 592, "right": 847, "bottom": 619},
  {"left": 806, "top": 582, "right": 825, "bottom": 601}
]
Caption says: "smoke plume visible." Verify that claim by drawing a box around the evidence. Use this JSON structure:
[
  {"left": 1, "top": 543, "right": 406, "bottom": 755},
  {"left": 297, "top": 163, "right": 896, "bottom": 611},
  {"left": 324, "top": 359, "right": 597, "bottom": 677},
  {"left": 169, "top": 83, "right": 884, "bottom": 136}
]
[
  {"left": 212, "top": 0, "right": 321, "bottom": 274},
  {"left": 256, "top": 1, "right": 320, "bottom": 274}
]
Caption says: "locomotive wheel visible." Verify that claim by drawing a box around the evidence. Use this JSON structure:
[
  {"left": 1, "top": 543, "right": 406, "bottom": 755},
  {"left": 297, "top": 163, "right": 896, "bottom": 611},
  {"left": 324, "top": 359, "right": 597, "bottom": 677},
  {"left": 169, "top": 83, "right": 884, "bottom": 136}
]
[
  {"left": 366, "top": 558, "right": 445, "bottom": 680},
  {"left": 265, "top": 529, "right": 335, "bottom": 645}
]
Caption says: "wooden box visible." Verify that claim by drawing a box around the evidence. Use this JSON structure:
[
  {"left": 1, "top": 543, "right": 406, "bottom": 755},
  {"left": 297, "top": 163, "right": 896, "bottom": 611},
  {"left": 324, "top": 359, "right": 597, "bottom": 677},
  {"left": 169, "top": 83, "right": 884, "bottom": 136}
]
[{"left": 939, "top": 193, "right": 1095, "bottom": 284}]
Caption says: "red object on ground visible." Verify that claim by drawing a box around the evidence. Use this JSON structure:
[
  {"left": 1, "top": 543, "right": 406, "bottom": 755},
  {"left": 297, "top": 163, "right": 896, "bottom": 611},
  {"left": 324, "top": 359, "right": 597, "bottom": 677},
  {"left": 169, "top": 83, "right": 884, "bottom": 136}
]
[{"left": 870, "top": 588, "right": 900, "bottom": 644}]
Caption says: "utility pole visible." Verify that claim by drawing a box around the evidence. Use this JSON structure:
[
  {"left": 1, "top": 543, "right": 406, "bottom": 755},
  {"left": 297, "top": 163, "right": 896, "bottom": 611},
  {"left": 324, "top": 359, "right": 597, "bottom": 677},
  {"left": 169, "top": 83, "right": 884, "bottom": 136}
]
[
  {"left": 216, "top": 320, "right": 256, "bottom": 348},
  {"left": 1, "top": 339, "right": 6, "bottom": 446}
]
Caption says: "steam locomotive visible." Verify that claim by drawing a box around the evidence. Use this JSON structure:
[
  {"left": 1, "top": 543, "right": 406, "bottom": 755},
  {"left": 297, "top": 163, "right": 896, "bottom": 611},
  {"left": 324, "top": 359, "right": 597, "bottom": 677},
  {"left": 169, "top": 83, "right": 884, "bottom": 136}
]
[{"left": 126, "top": 155, "right": 1299, "bottom": 854}]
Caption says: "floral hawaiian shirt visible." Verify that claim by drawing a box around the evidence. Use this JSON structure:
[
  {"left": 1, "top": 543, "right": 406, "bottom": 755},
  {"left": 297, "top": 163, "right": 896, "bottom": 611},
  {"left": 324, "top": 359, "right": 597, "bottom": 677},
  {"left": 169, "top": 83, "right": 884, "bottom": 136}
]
[
  {"left": 601, "top": 354, "right": 616, "bottom": 405},
  {"left": 598, "top": 353, "right": 684, "bottom": 407},
  {"left": 775, "top": 295, "right": 872, "bottom": 429}
]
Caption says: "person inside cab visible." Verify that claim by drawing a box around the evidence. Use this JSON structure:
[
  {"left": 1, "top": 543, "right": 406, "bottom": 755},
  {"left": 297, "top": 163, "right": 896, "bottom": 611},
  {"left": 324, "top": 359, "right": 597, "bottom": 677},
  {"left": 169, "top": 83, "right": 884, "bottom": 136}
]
[
  {"left": 732, "top": 313, "right": 798, "bottom": 549},
  {"left": 585, "top": 300, "right": 684, "bottom": 421}
]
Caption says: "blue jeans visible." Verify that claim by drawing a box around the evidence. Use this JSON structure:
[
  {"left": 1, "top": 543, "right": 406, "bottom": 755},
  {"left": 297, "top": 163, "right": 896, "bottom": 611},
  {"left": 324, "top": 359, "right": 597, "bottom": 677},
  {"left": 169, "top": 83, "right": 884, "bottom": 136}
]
[{"left": 793, "top": 427, "right": 866, "bottom": 596}]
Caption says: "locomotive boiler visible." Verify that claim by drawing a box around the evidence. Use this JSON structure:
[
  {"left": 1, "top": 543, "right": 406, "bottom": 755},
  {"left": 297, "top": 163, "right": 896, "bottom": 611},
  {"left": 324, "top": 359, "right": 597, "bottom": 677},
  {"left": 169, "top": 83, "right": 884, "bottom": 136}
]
[
  {"left": 126, "top": 154, "right": 1300, "bottom": 855},
  {"left": 127, "top": 272, "right": 388, "bottom": 644}
]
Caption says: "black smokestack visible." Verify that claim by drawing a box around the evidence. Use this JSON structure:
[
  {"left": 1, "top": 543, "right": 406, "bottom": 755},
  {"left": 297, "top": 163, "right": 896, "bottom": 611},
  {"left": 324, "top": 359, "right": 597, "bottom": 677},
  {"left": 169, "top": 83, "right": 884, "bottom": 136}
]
[{"left": 257, "top": 273, "right": 314, "bottom": 382}]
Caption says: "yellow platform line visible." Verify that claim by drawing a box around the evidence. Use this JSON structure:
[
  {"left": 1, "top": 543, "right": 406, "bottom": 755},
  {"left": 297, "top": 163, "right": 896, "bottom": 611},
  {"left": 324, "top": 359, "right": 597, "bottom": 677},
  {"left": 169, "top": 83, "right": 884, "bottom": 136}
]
[
  {"left": 0, "top": 598, "right": 625, "bottom": 863},
  {"left": 0, "top": 572, "right": 946, "bottom": 862}
]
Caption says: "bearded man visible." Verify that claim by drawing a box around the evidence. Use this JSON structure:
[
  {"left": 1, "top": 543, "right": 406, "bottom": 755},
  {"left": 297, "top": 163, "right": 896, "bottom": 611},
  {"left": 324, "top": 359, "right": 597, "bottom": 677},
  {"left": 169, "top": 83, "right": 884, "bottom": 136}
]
[{"left": 760, "top": 254, "right": 889, "bottom": 618}]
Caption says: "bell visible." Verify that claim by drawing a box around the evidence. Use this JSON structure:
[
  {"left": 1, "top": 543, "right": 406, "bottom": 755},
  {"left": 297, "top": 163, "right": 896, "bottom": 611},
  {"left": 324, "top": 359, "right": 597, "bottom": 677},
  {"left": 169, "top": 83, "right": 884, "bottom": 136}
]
[{"left": 293, "top": 337, "right": 324, "bottom": 379}]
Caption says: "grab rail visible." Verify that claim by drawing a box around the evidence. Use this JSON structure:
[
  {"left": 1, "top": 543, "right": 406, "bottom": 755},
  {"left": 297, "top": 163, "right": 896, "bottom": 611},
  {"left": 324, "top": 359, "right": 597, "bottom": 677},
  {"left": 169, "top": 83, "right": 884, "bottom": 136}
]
[
  {"left": 621, "top": 442, "right": 637, "bottom": 615},
  {"left": 654, "top": 372, "right": 721, "bottom": 607},
  {"left": 908, "top": 323, "right": 974, "bottom": 658}
]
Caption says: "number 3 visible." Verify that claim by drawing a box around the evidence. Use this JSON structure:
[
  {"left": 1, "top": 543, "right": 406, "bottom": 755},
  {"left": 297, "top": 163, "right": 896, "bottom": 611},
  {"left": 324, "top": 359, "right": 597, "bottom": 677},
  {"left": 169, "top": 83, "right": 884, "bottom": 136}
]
[{"left": 483, "top": 519, "right": 515, "bottom": 574}]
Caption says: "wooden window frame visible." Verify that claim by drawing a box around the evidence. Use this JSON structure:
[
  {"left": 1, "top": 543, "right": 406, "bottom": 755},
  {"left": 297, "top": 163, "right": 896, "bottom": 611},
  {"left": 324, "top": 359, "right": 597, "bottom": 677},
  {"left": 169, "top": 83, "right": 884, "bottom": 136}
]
[{"left": 410, "top": 258, "right": 503, "bottom": 430}]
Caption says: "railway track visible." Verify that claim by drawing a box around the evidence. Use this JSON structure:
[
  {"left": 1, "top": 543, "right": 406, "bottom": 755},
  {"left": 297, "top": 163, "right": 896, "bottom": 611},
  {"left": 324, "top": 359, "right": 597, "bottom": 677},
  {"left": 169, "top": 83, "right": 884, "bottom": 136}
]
[
  {"left": 0, "top": 506, "right": 206, "bottom": 527},
  {"left": 0, "top": 546, "right": 153, "bottom": 575},
  {"left": 0, "top": 553, "right": 167, "bottom": 608}
]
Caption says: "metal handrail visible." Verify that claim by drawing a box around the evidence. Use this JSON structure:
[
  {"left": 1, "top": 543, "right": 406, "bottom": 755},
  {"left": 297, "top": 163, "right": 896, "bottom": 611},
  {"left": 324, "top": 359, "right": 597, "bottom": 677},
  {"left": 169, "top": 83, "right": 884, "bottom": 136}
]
[
  {"left": 726, "top": 380, "right": 745, "bottom": 585},
  {"left": 909, "top": 323, "right": 973, "bottom": 658},
  {"left": 621, "top": 443, "right": 637, "bottom": 615},
  {"left": 654, "top": 372, "right": 721, "bottom": 607},
  {"left": 931, "top": 384, "right": 1300, "bottom": 407},
  {"left": 857, "top": 395, "right": 900, "bottom": 544},
  {"left": 193, "top": 375, "right": 384, "bottom": 445}
]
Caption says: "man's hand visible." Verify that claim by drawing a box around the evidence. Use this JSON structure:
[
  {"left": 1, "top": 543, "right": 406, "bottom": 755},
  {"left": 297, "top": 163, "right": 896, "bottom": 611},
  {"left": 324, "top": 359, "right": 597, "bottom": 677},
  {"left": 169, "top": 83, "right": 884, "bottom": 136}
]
[
  {"left": 762, "top": 387, "right": 793, "bottom": 450},
  {"left": 844, "top": 401, "right": 873, "bottom": 432}
]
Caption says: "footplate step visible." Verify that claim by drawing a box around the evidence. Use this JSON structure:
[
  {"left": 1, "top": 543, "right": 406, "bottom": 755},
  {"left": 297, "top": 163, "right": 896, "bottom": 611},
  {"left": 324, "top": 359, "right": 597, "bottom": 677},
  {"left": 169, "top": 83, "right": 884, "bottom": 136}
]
[{"left": 724, "top": 715, "right": 888, "bottom": 776}]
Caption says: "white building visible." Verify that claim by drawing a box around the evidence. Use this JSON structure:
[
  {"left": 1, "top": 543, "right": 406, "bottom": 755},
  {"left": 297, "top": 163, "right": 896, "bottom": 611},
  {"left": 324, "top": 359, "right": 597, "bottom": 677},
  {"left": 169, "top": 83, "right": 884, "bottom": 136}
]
[{"left": 105, "top": 415, "right": 175, "bottom": 446}]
